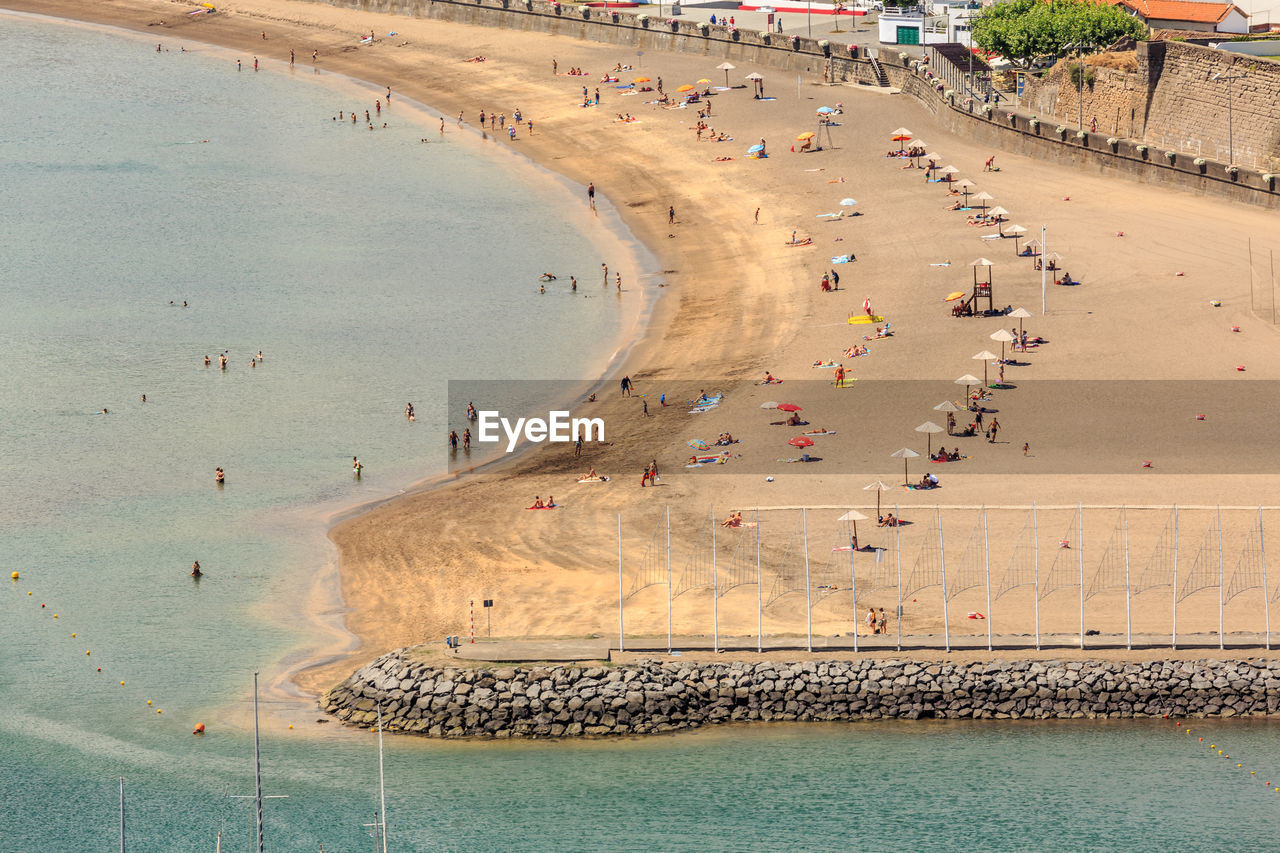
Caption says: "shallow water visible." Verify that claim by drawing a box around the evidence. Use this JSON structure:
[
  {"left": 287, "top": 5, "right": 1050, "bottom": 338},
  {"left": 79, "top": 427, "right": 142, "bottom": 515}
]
[{"left": 2, "top": 14, "right": 1278, "bottom": 853}]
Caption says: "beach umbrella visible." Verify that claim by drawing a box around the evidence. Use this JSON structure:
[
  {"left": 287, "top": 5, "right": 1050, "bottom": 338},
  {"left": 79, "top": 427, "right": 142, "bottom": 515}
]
[
  {"left": 817, "top": 106, "right": 836, "bottom": 115},
  {"left": 688, "top": 439, "right": 710, "bottom": 450},
  {"left": 748, "top": 143, "right": 765, "bottom": 155},
  {"left": 797, "top": 132, "right": 816, "bottom": 141},
  {"left": 972, "top": 191, "right": 994, "bottom": 212},
  {"left": 987, "top": 206, "right": 1009, "bottom": 230},
  {"left": 988, "top": 206, "right": 1009, "bottom": 218},
  {"left": 890, "top": 127, "right": 913, "bottom": 138},
  {"left": 934, "top": 400, "right": 964, "bottom": 433},
  {"left": 789, "top": 436, "right": 815, "bottom": 448},
  {"left": 838, "top": 508, "right": 871, "bottom": 544},
  {"left": 745, "top": 72, "right": 764, "bottom": 80},
  {"left": 633, "top": 76, "right": 651, "bottom": 84},
  {"left": 1044, "top": 251, "right": 1063, "bottom": 272},
  {"left": 944, "top": 291, "right": 966, "bottom": 302},
  {"left": 990, "top": 328, "right": 1016, "bottom": 363},
  {"left": 697, "top": 78, "right": 712, "bottom": 84},
  {"left": 777, "top": 403, "right": 803, "bottom": 412},
  {"left": 955, "top": 373, "right": 981, "bottom": 403},
  {"left": 972, "top": 350, "right": 997, "bottom": 386},
  {"left": 938, "top": 165, "right": 959, "bottom": 183},
  {"left": 890, "top": 447, "right": 921, "bottom": 486},
  {"left": 717, "top": 61, "right": 736, "bottom": 87},
  {"left": 677, "top": 84, "right": 695, "bottom": 93},
  {"left": 1009, "top": 307, "right": 1032, "bottom": 338},
  {"left": 1005, "top": 223, "right": 1027, "bottom": 250},
  {"left": 954, "top": 178, "right": 976, "bottom": 203},
  {"left": 915, "top": 421, "right": 944, "bottom": 457},
  {"left": 760, "top": 401, "right": 780, "bottom": 409},
  {"left": 839, "top": 198, "right": 857, "bottom": 206},
  {"left": 862, "top": 481, "right": 893, "bottom": 516},
  {"left": 926, "top": 152, "right": 943, "bottom": 163}
]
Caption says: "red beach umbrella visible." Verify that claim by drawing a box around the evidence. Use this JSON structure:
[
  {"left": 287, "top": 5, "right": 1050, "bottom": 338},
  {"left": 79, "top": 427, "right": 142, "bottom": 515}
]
[
  {"left": 789, "top": 436, "right": 815, "bottom": 448},
  {"left": 777, "top": 403, "right": 803, "bottom": 412}
]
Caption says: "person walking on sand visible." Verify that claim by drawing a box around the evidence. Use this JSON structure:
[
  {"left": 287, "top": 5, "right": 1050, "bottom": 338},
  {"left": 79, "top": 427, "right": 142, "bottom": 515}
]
[
  {"left": 984, "top": 155, "right": 995, "bottom": 172},
  {"left": 587, "top": 182, "right": 595, "bottom": 209},
  {"left": 754, "top": 207, "right": 760, "bottom": 225},
  {"left": 642, "top": 399, "right": 649, "bottom": 416},
  {"left": 988, "top": 417, "right": 1000, "bottom": 443},
  {"left": 1023, "top": 441, "right": 1030, "bottom": 456},
  {"left": 570, "top": 275, "right": 577, "bottom": 292},
  {"left": 574, "top": 435, "right": 583, "bottom": 458},
  {"left": 668, "top": 205, "right": 676, "bottom": 225},
  {"left": 615, "top": 272, "right": 622, "bottom": 291},
  {"left": 829, "top": 268, "right": 840, "bottom": 290},
  {"left": 620, "top": 375, "right": 632, "bottom": 397},
  {"left": 866, "top": 608, "right": 877, "bottom": 635},
  {"left": 877, "top": 608, "right": 887, "bottom": 634},
  {"left": 648, "top": 459, "right": 659, "bottom": 485}
]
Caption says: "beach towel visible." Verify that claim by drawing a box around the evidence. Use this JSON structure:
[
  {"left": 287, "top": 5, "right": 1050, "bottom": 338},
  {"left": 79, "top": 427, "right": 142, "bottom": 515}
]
[
  {"left": 817, "top": 212, "right": 842, "bottom": 219},
  {"left": 830, "top": 380, "right": 858, "bottom": 388},
  {"left": 929, "top": 456, "right": 968, "bottom": 463},
  {"left": 576, "top": 476, "right": 610, "bottom": 483},
  {"left": 802, "top": 430, "right": 837, "bottom": 436},
  {"left": 812, "top": 361, "right": 841, "bottom": 369},
  {"left": 848, "top": 315, "right": 886, "bottom": 325},
  {"left": 527, "top": 504, "right": 559, "bottom": 509},
  {"left": 777, "top": 457, "right": 818, "bottom": 463}
]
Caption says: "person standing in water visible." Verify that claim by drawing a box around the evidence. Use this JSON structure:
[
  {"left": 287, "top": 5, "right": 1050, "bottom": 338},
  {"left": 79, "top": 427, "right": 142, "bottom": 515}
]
[
  {"left": 462, "top": 428, "right": 472, "bottom": 450},
  {"left": 352, "top": 457, "right": 363, "bottom": 476},
  {"left": 191, "top": 561, "right": 202, "bottom": 578}
]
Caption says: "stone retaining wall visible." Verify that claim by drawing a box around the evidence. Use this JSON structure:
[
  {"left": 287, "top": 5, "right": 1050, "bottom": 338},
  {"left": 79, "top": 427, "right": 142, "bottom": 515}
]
[{"left": 323, "top": 651, "right": 1280, "bottom": 737}]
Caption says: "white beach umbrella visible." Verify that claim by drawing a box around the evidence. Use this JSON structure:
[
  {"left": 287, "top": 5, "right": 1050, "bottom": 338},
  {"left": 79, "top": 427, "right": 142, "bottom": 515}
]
[
  {"left": 717, "top": 61, "right": 736, "bottom": 87},
  {"left": 956, "top": 373, "right": 981, "bottom": 402},
  {"left": 934, "top": 400, "right": 964, "bottom": 412},
  {"left": 745, "top": 72, "right": 764, "bottom": 81},
  {"left": 990, "top": 327, "right": 1016, "bottom": 362},
  {"left": 915, "top": 421, "right": 944, "bottom": 456},
  {"left": 862, "top": 480, "right": 894, "bottom": 515},
  {"left": 760, "top": 401, "right": 780, "bottom": 409},
  {"left": 838, "top": 508, "right": 871, "bottom": 543},
  {"left": 940, "top": 165, "right": 960, "bottom": 175},
  {"left": 840, "top": 198, "right": 858, "bottom": 206},
  {"left": 890, "top": 127, "right": 913, "bottom": 138},
  {"left": 972, "top": 191, "right": 994, "bottom": 212},
  {"left": 1009, "top": 306, "right": 1032, "bottom": 337},
  {"left": 972, "top": 350, "right": 997, "bottom": 386},
  {"left": 1005, "top": 223, "right": 1027, "bottom": 247},
  {"left": 890, "top": 447, "right": 921, "bottom": 486}
]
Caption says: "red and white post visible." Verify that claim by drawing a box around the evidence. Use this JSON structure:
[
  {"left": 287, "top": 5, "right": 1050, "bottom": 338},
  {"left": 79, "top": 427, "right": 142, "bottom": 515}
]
[{"left": 470, "top": 599, "right": 476, "bottom": 644}]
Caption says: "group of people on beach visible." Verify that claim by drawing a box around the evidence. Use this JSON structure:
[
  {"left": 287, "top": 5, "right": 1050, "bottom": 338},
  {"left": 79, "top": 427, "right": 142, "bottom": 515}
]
[{"left": 864, "top": 608, "right": 888, "bottom": 635}]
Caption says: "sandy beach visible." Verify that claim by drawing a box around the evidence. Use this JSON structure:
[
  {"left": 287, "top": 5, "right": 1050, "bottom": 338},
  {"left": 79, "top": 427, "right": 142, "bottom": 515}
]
[{"left": 15, "top": 0, "right": 1280, "bottom": 698}]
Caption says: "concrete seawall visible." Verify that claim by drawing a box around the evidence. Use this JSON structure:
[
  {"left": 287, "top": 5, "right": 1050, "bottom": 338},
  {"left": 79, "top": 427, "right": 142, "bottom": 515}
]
[
  {"left": 314, "top": 0, "right": 1280, "bottom": 208},
  {"left": 323, "top": 651, "right": 1280, "bottom": 737}
]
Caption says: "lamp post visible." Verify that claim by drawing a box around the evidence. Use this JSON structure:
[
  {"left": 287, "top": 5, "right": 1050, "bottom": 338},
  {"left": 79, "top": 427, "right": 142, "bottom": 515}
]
[
  {"left": 1065, "top": 41, "right": 1097, "bottom": 132},
  {"left": 1211, "top": 69, "right": 1248, "bottom": 165}
]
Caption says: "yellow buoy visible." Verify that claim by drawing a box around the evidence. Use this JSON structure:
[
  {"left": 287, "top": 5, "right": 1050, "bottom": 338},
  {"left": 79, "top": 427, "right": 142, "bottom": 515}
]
[
  {"left": 27, "top": 591, "right": 31, "bottom": 595},
  {"left": 53, "top": 614, "right": 58, "bottom": 619},
  {"left": 146, "top": 700, "right": 152, "bottom": 706},
  {"left": 288, "top": 724, "right": 294, "bottom": 730},
  {"left": 10, "top": 572, "right": 18, "bottom": 580},
  {"left": 86, "top": 650, "right": 91, "bottom": 656},
  {"left": 120, "top": 681, "right": 126, "bottom": 686},
  {"left": 156, "top": 709, "right": 162, "bottom": 714},
  {"left": 1237, "top": 764, "right": 1242, "bottom": 768},
  {"left": 72, "top": 633, "right": 76, "bottom": 638}
]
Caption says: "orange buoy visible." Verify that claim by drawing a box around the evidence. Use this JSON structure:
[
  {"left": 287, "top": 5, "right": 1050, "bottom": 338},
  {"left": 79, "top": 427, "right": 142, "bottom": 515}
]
[{"left": 193, "top": 723, "right": 205, "bottom": 734}]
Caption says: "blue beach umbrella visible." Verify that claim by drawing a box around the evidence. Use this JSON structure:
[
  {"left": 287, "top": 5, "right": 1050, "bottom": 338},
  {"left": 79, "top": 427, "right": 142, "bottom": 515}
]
[
  {"left": 816, "top": 106, "right": 836, "bottom": 114},
  {"left": 748, "top": 144, "right": 765, "bottom": 154}
]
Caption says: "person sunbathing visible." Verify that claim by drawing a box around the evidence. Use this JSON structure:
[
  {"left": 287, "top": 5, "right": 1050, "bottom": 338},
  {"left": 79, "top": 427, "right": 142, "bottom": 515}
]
[
  {"left": 532, "top": 496, "right": 545, "bottom": 508},
  {"left": 946, "top": 200, "right": 965, "bottom": 211},
  {"left": 721, "top": 511, "right": 743, "bottom": 528},
  {"left": 762, "top": 372, "right": 780, "bottom": 384},
  {"left": 949, "top": 449, "right": 961, "bottom": 461},
  {"left": 578, "top": 468, "right": 599, "bottom": 480},
  {"left": 934, "top": 447, "right": 948, "bottom": 462},
  {"left": 878, "top": 513, "right": 898, "bottom": 527},
  {"left": 786, "top": 412, "right": 803, "bottom": 426}
]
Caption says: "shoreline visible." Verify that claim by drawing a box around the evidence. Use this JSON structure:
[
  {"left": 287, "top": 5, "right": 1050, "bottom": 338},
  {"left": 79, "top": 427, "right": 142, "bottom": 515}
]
[{"left": 14, "top": 0, "right": 1280, "bottom": 713}]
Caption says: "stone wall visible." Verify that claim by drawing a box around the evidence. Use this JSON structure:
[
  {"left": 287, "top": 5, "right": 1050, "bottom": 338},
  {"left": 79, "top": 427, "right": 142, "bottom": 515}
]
[
  {"left": 323, "top": 650, "right": 1280, "bottom": 737},
  {"left": 1022, "top": 62, "right": 1149, "bottom": 141}
]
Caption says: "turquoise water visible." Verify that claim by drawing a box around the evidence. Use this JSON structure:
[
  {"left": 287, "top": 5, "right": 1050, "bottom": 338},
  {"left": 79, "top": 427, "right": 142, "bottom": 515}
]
[{"left": 2, "top": 13, "right": 1279, "bottom": 852}]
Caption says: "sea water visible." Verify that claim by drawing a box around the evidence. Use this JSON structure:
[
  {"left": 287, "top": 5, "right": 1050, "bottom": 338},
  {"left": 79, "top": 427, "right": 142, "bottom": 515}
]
[{"left": 2, "top": 13, "right": 1279, "bottom": 852}]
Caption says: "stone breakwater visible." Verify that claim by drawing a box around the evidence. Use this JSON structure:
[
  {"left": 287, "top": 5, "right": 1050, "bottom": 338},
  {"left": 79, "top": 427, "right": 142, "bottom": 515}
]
[{"left": 322, "top": 651, "right": 1280, "bottom": 737}]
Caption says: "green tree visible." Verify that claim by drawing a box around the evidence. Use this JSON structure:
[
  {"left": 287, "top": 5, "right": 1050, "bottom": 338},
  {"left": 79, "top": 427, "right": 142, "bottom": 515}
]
[{"left": 969, "top": 0, "right": 1148, "bottom": 68}]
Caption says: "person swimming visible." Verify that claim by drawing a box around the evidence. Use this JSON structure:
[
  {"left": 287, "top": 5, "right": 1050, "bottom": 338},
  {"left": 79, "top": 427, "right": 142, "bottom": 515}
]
[{"left": 191, "top": 560, "right": 202, "bottom": 578}]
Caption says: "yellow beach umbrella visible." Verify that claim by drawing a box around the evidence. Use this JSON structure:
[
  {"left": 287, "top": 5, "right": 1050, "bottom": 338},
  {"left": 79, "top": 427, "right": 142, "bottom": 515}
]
[
  {"left": 944, "top": 291, "right": 966, "bottom": 302},
  {"left": 797, "top": 131, "right": 816, "bottom": 141},
  {"left": 697, "top": 78, "right": 712, "bottom": 84}
]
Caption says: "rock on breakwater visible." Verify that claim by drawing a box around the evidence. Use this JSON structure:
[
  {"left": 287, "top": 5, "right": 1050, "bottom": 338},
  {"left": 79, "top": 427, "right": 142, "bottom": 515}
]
[{"left": 322, "top": 651, "right": 1280, "bottom": 738}]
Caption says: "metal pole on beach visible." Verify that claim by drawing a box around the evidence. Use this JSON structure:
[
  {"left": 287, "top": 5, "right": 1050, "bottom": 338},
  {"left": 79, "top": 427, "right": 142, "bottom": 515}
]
[
  {"left": 983, "top": 510, "right": 992, "bottom": 652},
  {"left": 850, "top": 524, "right": 859, "bottom": 653},
  {"left": 1033, "top": 503, "right": 1041, "bottom": 650},
  {"left": 1124, "top": 511, "right": 1132, "bottom": 650},
  {"left": 666, "top": 506, "right": 672, "bottom": 653},
  {"left": 1078, "top": 504, "right": 1085, "bottom": 650},
  {"left": 895, "top": 507, "right": 903, "bottom": 651},
  {"left": 618, "top": 514, "right": 625, "bottom": 653},
  {"left": 1217, "top": 506, "right": 1225, "bottom": 650},
  {"left": 803, "top": 508, "right": 813, "bottom": 653},
  {"left": 747, "top": 504, "right": 757, "bottom": 650},
  {"left": 1041, "top": 226, "right": 1047, "bottom": 315},
  {"left": 712, "top": 506, "right": 719, "bottom": 653},
  {"left": 1172, "top": 505, "right": 1179, "bottom": 649},
  {"left": 1259, "top": 507, "right": 1270, "bottom": 650},
  {"left": 939, "top": 508, "right": 950, "bottom": 652},
  {"left": 120, "top": 777, "right": 126, "bottom": 853},
  {"left": 254, "top": 672, "right": 264, "bottom": 853}
]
